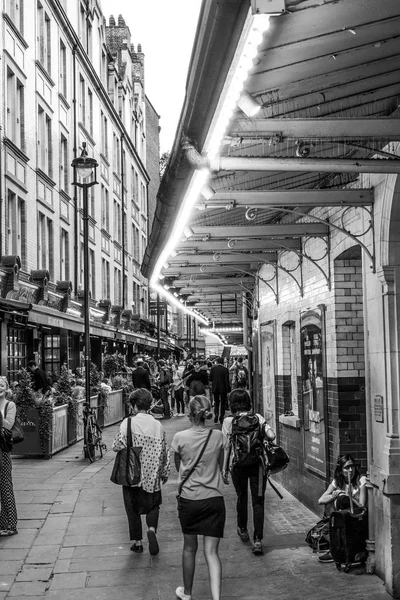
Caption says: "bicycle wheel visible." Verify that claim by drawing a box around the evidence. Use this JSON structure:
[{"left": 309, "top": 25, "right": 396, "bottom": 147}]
[
  {"left": 93, "top": 422, "right": 104, "bottom": 460},
  {"left": 85, "top": 418, "right": 96, "bottom": 463}
]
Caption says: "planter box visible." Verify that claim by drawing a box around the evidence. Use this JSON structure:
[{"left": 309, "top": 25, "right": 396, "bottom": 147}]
[
  {"left": 11, "top": 390, "right": 123, "bottom": 459},
  {"left": 91, "top": 389, "right": 124, "bottom": 428},
  {"left": 12, "top": 406, "right": 66, "bottom": 459},
  {"left": 104, "top": 390, "right": 124, "bottom": 427}
]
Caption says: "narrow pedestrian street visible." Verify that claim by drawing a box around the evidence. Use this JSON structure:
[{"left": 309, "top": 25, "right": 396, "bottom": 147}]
[{"left": 0, "top": 417, "right": 390, "bottom": 600}]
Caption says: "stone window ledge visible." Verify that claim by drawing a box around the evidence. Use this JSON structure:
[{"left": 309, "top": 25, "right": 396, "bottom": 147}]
[{"left": 279, "top": 414, "right": 300, "bottom": 429}]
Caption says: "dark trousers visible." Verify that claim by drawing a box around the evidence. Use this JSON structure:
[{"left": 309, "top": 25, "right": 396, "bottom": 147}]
[
  {"left": 122, "top": 486, "right": 160, "bottom": 541},
  {"left": 160, "top": 385, "right": 170, "bottom": 417},
  {"left": 0, "top": 452, "right": 17, "bottom": 531},
  {"left": 174, "top": 387, "right": 185, "bottom": 414},
  {"left": 213, "top": 391, "right": 228, "bottom": 421},
  {"left": 231, "top": 461, "right": 266, "bottom": 541}
]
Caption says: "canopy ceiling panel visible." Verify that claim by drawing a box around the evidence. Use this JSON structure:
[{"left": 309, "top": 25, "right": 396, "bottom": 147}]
[{"left": 142, "top": 0, "right": 400, "bottom": 327}]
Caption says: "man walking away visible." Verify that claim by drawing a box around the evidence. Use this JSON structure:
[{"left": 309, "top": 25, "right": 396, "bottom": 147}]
[
  {"left": 209, "top": 357, "right": 230, "bottom": 423},
  {"left": 158, "top": 359, "right": 172, "bottom": 418},
  {"left": 132, "top": 358, "right": 151, "bottom": 390}
]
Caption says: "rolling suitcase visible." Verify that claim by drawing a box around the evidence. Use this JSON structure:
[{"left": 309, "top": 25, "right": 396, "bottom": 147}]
[{"left": 329, "top": 484, "right": 368, "bottom": 572}]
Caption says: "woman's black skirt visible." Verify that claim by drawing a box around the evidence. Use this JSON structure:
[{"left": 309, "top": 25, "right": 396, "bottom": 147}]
[{"left": 178, "top": 496, "right": 225, "bottom": 537}]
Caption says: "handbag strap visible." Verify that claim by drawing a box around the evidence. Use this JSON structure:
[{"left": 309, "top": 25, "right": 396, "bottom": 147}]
[
  {"left": 4, "top": 402, "right": 9, "bottom": 419},
  {"left": 178, "top": 429, "right": 212, "bottom": 496},
  {"left": 127, "top": 417, "right": 132, "bottom": 448}
]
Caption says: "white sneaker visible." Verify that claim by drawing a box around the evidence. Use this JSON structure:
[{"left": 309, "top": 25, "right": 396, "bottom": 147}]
[{"left": 176, "top": 586, "right": 192, "bottom": 600}]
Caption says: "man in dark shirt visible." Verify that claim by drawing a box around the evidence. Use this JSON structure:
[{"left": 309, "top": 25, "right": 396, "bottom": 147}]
[
  {"left": 131, "top": 358, "right": 151, "bottom": 390},
  {"left": 209, "top": 357, "right": 230, "bottom": 423},
  {"left": 27, "top": 360, "right": 50, "bottom": 394},
  {"left": 185, "top": 361, "right": 209, "bottom": 399}
]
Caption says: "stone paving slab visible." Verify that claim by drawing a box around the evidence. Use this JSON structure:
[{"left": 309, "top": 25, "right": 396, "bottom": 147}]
[{"left": 0, "top": 418, "right": 392, "bottom": 599}]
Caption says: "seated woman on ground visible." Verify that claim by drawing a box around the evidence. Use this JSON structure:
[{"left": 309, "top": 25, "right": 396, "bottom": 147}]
[{"left": 317, "top": 453, "right": 367, "bottom": 563}]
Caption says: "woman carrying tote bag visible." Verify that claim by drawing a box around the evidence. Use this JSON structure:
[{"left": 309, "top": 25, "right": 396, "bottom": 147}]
[
  {"left": 112, "top": 388, "right": 170, "bottom": 555},
  {"left": 0, "top": 376, "right": 18, "bottom": 536}
]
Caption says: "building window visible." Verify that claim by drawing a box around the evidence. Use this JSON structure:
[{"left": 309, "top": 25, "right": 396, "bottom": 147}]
[
  {"left": 79, "top": 2, "right": 87, "bottom": 50},
  {"left": 59, "top": 39, "right": 67, "bottom": 98},
  {"left": 87, "top": 88, "right": 93, "bottom": 135},
  {"left": 141, "top": 234, "right": 146, "bottom": 262},
  {"left": 87, "top": 20, "right": 92, "bottom": 60},
  {"left": 102, "top": 258, "right": 110, "bottom": 300},
  {"left": 7, "top": 328, "right": 27, "bottom": 383},
  {"left": 60, "top": 228, "right": 69, "bottom": 281},
  {"left": 101, "top": 112, "right": 108, "bottom": 158},
  {"left": 141, "top": 182, "right": 147, "bottom": 213},
  {"left": 114, "top": 267, "right": 121, "bottom": 305},
  {"left": 113, "top": 200, "right": 121, "bottom": 243},
  {"left": 60, "top": 134, "right": 68, "bottom": 192},
  {"left": 7, "top": 67, "right": 24, "bottom": 149},
  {"left": 132, "top": 224, "right": 139, "bottom": 260},
  {"left": 6, "top": 0, "right": 24, "bottom": 34},
  {"left": 79, "top": 75, "right": 85, "bottom": 125},
  {"left": 113, "top": 133, "right": 120, "bottom": 173},
  {"left": 43, "top": 334, "right": 61, "bottom": 381},
  {"left": 89, "top": 249, "right": 95, "bottom": 299},
  {"left": 37, "top": 2, "right": 51, "bottom": 74},
  {"left": 132, "top": 281, "right": 139, "bottom": 313},
  {"left": 131, "top": 166, "right": 135, "bottom": 201},
  {"left": 101, "top": 184, "right": 109, "bottom": 231},
  {"left": 101, "top": 50, "right": 107, "bottom": 85},
  {"left": 37, "top": 212, "right": 53, "bottom": 276},
  {"left": 142, "top": 287, "right": 148, "bottom": 317},
  {"left": 37, "top": 105, "right": 52, "bottom": 176},
  {"left": 7, "top": 191, "right": 25, "bottom": 263}
]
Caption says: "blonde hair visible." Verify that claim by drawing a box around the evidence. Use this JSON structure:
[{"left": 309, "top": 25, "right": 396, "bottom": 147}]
[
  {"left": 0, "top": 376, "right": 9, "bottom": 390},
  {"left": 188, "top": 395, "right": 213, "bottom": 425}
]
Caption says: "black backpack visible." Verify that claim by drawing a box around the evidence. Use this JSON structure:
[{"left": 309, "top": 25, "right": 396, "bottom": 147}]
[{"left": 230, "top": 412, "right": 263, "bottom": 466}]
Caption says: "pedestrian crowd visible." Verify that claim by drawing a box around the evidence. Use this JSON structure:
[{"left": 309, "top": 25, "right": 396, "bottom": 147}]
[
  {"left": 0, "top": 351, "right": 369, "bottom": 600},
  {"left": 111, "top": 353, "right": 278, "bottom": 600}
]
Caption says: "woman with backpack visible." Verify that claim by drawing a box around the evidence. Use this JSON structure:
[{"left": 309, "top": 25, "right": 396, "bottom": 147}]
[
  {"left": 222, "top": 389, "right": 275, "bottom": 556},
  {"left": 171, "top": 395, "right": 226, "bottom": 600}
]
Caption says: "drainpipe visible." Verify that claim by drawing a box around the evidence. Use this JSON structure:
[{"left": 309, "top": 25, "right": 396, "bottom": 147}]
[
  {"left": 242, "top": 291, "right": 253, "bottom": 397},
  {"left": 0, "top": 124, "right": 3, "bottom": 258},
  {"left": 72, "top": 46, "right": 78, "bottom": 294},
  {"left": 120, "top": 134, "right": 125, "bottom": 308},
  {"left": 364, "top": 268, "right": 375, "bottom": 573}
]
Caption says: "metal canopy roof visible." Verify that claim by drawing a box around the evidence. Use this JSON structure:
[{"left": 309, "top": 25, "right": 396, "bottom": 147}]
[{"left": 142, "top": 0, "right": 400, "bottom": 344}]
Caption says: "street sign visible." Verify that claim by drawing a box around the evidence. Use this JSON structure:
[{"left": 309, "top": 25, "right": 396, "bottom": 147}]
[{"left": 150, "top": 301, "right": 166, "bottom": 315}]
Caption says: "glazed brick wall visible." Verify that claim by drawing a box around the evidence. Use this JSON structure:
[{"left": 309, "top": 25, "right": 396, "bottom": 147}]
[{"left": 258, "top": 206, "right": 368, "bottom": 513}]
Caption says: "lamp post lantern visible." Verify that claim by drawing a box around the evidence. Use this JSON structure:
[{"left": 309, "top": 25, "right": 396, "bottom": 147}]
[{"left": 71, "top": 142, "right": 98, "bottom": 408}]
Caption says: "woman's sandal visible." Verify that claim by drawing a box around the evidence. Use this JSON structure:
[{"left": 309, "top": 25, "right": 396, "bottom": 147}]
[{"left": 130, "top": 542, "right": 143, "bottom": 553}]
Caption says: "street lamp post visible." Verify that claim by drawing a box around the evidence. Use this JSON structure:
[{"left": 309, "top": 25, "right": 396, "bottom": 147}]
[{"left": 72, "top": 143, "right": 98, "bottom": 408}]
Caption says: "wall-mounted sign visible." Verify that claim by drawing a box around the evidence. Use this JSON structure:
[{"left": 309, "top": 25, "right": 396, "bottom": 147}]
[
  {"left": 260, "top": 321, "right": 276, "bottom": 430},
  {"left": 374, "top": 395, "right": 384, "bottom": 423},
  {"left": 301, "top": 306, "right": 327, "bottom": 477}
]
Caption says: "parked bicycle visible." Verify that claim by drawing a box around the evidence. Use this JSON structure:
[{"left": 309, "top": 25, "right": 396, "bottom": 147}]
[{"left": 82, "top": 402, "right": 107, "bottom": 462}]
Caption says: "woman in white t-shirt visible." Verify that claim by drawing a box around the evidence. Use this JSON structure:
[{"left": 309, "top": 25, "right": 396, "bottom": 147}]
[{"left": 171, "top": 395, "right": 226, "bottom": 600}]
